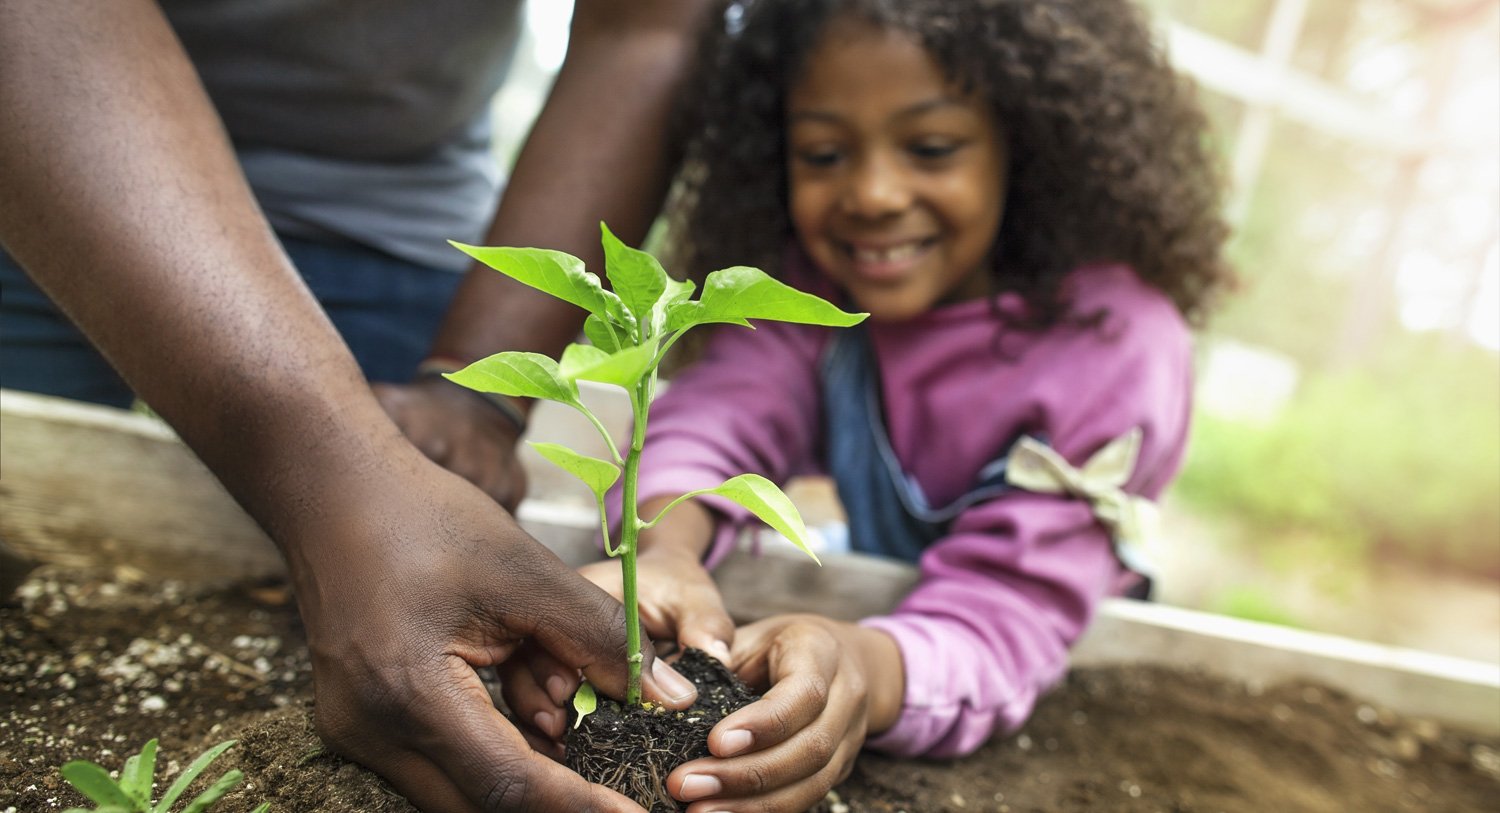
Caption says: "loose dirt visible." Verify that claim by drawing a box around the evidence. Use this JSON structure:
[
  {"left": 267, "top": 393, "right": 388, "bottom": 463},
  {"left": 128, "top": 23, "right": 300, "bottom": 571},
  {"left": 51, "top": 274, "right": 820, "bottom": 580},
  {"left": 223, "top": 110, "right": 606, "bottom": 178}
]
[{"left": 3, "top": 567, "right": 1496, "bottom": 813}]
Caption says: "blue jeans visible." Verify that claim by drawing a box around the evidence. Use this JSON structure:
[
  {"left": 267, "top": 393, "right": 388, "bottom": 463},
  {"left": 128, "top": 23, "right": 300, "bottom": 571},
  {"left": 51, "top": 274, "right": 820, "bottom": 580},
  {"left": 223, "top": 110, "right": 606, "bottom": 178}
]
[{"left": 0, "top": 236, "right": 463, "bottom": 408}]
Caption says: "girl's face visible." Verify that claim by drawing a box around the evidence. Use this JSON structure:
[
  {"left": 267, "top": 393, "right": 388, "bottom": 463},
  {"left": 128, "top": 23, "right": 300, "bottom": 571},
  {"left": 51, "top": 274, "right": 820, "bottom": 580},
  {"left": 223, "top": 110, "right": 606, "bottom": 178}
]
[{"left": 787, "top": 18, "right": 1008, "bottom": 322}]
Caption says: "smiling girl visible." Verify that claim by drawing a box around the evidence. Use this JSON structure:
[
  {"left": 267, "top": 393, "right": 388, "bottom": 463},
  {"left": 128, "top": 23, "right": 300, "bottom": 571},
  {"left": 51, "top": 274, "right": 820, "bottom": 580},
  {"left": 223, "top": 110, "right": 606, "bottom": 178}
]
[{"left": 527, "top": 1, "right": 1234, "bottom": 810}]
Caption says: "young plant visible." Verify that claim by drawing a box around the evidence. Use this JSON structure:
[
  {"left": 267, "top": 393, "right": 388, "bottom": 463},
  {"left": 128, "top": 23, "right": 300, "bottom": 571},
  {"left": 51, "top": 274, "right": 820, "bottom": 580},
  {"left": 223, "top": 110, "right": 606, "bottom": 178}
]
[
  {"left": 59, "top": 738, "right": 270, "bottom": 813},
  {"left": 447, "top": 224, "right": 866, "bottom": 704}
]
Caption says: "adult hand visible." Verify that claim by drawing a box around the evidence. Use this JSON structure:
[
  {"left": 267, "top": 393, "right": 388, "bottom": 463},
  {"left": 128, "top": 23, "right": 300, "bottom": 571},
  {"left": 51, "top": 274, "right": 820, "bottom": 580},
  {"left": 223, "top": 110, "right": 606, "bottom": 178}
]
[
  {"left": 663, "top": 615, "right": 905, "bottom": 813},
  {"left": 375, "top": 377, "right": 529, "bottom": 512},
  {"left": 292, "top": 445, "right": 701, "bottom": 813},
  {"left": 502, "top": 500, "right": 734, "bottom": 744}
]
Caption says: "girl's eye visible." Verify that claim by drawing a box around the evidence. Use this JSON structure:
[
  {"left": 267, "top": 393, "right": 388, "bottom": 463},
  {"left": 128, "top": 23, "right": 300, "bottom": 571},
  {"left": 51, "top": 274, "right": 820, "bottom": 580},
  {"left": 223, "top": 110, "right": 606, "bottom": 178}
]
[
  {"left": 795, "top": 148, "right": 843, "bottom": 168},
  {"left": 910, "top": 141, "right": 962, "bottom": 160}
]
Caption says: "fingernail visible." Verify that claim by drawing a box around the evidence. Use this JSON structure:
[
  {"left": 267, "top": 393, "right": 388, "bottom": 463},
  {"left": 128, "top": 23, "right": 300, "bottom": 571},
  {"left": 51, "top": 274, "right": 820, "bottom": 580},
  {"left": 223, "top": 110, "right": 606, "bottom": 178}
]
[
  {"left": 678, "top": 773, "right": 723, "bottom": 801},
  {"left": 545, "top": 675, "right": 570, "bottom": 707},
  {"left": 533, "top": 710, "right": 559, "bottom": 738},
  {"left": 652, "top": 658, "right": 698, "bottom": 703},
  {"left": 717, "top": 728, "right": 753, "bottom": 757},
  {"left": 706, "top": 639, "right": 732, "bottom": 664}
]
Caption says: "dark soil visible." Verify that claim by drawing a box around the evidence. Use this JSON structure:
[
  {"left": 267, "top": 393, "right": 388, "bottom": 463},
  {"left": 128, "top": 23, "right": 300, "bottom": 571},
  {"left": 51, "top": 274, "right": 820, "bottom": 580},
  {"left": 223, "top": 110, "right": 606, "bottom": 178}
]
[
  {"left": 3, "top": 567, "right": 1497, "bottom": 813},
  {"left": 566, "top": 649, "right": 759, "bottom": 812}
]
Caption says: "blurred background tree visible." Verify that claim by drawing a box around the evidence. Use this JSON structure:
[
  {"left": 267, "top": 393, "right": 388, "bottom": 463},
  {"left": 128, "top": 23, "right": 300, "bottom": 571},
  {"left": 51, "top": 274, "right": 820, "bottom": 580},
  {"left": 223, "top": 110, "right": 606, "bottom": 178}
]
[
  {"left": 492, "top": 0, "right": 1500, "bottom": 663},
  {"left": 1136, "top": 0, "right": 1499, "bottom": 663}
]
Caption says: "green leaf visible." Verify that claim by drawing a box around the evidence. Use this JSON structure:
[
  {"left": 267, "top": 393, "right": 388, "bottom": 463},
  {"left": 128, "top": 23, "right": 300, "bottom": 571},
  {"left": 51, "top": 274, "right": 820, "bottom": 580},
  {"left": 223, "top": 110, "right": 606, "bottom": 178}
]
[
  {"left": 154, "top": 740, "right": 237, "bottom": 813},
  {"left": 179, "top": 770, "right": 245, "bottom": 813},
  {"left": 445, "top": 352, "right": 581, "bottom": 407},
  {"left": 583, "top": 313, "right": 625, "bottom": 354},
  {"left": 572, "top": 683, "right": 597, "bottom": 729},
  {"left": 651, "top": 277, "right": 696, "bottom": 339},
  {"left": 528, "top": 442, "right": 620, "bottom": 501},
  {"left": 682, "top": 474, "right": 821, "bottom": 565},
  {"left": 249, "top": 805, "right": 272, "bottom": 813},
  {"left": 667, "top": 266, "right": 866, "bottom": 333},
  {"left": 558, "top": 342, "right": 658, "bottom": 390},
  {"left": 60, "top": 761, "right": 135, "bottom": 808},
  {"left": 450, "top": 243, "right": 612, "bottom": 319},
  {"left": 600, "top": 223, "right": 667, "bottom": 328},
  {"left": 120, "top": 739, "right": 158, "bottom": 805}
]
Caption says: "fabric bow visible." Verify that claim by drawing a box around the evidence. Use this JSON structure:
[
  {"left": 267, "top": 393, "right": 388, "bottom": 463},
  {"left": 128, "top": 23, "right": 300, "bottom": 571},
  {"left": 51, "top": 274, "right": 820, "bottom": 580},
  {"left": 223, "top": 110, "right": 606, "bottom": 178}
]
[{"left": 1003, "top": 428, "right": 1159, "bottom": 575}]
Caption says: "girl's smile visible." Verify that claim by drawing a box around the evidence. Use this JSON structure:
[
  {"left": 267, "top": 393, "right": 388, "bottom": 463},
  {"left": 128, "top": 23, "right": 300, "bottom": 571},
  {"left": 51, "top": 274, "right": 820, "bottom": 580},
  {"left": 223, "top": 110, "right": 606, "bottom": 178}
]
[{"left": 786, "top": 17, "right": 1009, "bottom": 322}]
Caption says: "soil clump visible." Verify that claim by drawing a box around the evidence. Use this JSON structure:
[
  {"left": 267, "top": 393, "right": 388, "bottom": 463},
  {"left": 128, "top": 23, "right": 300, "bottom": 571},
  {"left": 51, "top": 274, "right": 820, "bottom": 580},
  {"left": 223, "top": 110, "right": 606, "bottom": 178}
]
[{"left": 566, "top": 648, "right": 758, "bottom": 812}]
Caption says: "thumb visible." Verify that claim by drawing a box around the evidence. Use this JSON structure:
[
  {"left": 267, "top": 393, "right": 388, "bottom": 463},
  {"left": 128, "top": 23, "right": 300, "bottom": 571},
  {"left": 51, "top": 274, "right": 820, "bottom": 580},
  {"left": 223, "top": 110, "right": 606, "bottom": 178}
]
[
  {"left": 676, "top": 598, "right": 737, "bottom": 667},
  {"left": 530, "top": 564, "right": 699, "bottom": 710}
]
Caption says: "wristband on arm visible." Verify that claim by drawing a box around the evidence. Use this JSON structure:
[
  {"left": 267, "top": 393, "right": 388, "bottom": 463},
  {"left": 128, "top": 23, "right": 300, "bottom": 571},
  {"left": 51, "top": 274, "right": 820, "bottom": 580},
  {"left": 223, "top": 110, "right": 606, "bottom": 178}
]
[{"left": 415, "top": 356, "right": 529, "bottom": 436}]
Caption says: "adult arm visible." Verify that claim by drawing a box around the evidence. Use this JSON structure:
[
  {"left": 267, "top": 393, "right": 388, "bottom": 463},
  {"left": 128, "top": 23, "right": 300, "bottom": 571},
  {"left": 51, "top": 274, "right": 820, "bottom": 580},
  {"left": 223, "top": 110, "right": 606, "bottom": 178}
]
[
  {"left": 377, "top": 0, "right": 717, "bottom": 508},
  {"left": 0, "top": 3, "right": 694, "bottom": 811}
]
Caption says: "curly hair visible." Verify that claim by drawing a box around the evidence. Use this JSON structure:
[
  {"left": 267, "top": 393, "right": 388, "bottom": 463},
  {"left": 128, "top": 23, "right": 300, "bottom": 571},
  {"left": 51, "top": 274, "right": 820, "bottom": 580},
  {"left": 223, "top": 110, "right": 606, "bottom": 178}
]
[{"left": 664, "top": 0, "right": 1234, "bottom": 329}]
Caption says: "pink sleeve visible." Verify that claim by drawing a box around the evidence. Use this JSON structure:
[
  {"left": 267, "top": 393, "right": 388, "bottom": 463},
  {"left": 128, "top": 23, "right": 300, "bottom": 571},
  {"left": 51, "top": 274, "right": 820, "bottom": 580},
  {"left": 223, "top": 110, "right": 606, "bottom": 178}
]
[
  {"left": 610, "top": 320, "right": 825, "bottom": 567},
  {"left": 861, "top": 314, "right": 1193, "bottom": 759}
]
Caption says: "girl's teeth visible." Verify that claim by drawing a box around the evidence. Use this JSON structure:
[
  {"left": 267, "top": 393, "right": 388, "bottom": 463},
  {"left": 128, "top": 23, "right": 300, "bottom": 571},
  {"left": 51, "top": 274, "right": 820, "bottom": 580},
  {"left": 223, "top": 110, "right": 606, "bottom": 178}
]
[{"left": 853, "top": 242, "right": 922, "bottom": 262}]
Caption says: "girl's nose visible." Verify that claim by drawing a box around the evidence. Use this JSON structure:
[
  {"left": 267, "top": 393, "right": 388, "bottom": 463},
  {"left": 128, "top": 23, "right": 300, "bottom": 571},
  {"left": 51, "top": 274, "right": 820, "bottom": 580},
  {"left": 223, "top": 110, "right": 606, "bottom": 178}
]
[{"left": 840, "top": 154, "right": 910, "bottom": 219}]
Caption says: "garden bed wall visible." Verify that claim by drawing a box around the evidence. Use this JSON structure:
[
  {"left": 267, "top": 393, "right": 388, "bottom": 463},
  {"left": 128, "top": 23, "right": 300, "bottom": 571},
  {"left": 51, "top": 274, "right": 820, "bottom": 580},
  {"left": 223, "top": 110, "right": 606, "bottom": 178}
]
[{"left": 2, "top": 387, "right": 1496, "bottom": 737}]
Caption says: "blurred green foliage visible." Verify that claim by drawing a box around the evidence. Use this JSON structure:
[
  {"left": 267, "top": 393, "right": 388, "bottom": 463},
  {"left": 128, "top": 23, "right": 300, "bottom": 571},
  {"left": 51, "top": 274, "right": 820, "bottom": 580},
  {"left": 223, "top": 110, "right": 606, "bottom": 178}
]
[
  {"left": 1209, "top": 585, "right": 1307, "bottom": 629},
  {"left": 1178, "top": 333, "right": 1500, "bottom": 575}
]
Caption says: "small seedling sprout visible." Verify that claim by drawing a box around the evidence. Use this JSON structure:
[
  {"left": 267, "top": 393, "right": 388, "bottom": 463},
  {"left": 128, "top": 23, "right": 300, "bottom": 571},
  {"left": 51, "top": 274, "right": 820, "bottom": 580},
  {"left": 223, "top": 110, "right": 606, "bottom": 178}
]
[
  {"left": 58, "top": 738, "right": 270, "bottom": 813},
  {"left": 448, "top": 224, "right": 866, "bottom": 705}
]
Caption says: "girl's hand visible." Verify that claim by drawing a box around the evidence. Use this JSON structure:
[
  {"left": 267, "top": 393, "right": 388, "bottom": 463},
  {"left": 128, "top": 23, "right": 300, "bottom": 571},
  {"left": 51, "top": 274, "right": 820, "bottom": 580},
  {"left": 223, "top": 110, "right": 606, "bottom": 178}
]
[
  {"left": 665, "top": 615, "right": 905, "bottom": 812},
  {"left": 578, "top": 544, "right": 736, "bottom": 664},
  {"left": 502, "top": 498, "right": 733, "bottom": 744}
]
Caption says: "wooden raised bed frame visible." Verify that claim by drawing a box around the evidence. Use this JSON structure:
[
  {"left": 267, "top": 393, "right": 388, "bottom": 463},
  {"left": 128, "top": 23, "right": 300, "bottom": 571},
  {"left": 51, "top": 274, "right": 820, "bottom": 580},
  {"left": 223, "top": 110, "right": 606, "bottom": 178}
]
[{"left": 2, "top": 387, "right": 1495, "bottom": 736}]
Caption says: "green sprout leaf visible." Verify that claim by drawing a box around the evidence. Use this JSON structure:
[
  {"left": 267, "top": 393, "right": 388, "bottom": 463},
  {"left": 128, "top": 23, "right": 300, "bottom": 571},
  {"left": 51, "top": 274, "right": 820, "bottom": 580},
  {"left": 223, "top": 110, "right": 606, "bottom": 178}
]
[
  {"left": 600, "top": 223, "right": 667, "bottom": 329},
  {"left": 178, "top": 770, "right": 245, "bottom": 813},
  {"left": 558, "top": 342, "right": 658, "bottom": 390},
  {"left": 449, "top": 243, "right": 622, "bottom": 323},
  {"left": 119, "top": 739, "right": 158, "bottom": 805},
  {"left": 154, "top": 740, "right": 238, "bottom": 813},
  {"left": 583, "top": 313, "right": 626, "bottom": 353},
  {"left": 58, "top": 738, "right": 265, "bottom": 813},
  {"left": 572, "top": 683, "right": 598, "bottom": 729},
  {"left": 60, "top": 761, "right": 134, "bottom": 808},
  {"left": 445, "top": 352, "right": 581, "bottom": 407},
  {"left": 667, "top": 266, "right": 867, "bottom": 333},
  {"left": 657, "top": 474, "right": 821, "bottom": 565},
  {"left": 651, "top": 277, "right": 696, "bottom": 341},
  {"left": 529, "top": 442, "right": 620, "bottom": 501}
]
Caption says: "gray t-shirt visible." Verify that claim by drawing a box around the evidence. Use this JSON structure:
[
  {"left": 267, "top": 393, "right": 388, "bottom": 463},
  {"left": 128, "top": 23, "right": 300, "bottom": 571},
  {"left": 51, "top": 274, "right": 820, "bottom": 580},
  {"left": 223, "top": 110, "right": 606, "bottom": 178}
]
[{"left": 162, "top": 0, "right": 524, "bottom": 271}]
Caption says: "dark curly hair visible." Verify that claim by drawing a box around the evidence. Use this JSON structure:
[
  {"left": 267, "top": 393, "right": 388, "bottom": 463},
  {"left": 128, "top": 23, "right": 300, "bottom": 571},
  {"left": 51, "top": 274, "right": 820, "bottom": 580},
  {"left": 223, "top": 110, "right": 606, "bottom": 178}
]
[{"left": 664, "top": 0, "right": 1234, "bottom": 329}]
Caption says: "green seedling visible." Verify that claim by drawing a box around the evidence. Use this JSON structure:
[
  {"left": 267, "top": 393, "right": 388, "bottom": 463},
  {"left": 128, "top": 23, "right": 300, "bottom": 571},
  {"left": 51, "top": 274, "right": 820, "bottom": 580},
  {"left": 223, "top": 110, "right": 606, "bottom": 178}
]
[
  {"left": 448, "top": 224, "right": 866, "bottom": 706},
  {"left": 59, "top": 738, "right": 270, "bottom": 813}
]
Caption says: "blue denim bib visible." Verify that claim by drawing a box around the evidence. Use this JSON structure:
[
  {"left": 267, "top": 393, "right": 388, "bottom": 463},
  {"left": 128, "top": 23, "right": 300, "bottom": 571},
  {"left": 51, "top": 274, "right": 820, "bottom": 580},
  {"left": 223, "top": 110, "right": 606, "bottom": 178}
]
[{"left": 820, "top": 325, "right": 1021, "bottom": 563}]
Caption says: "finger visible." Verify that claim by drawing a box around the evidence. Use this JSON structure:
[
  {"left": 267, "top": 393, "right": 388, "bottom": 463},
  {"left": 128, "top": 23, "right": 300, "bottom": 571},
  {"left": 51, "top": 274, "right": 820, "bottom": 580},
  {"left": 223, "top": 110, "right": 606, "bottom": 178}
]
[
  {"left": 714, "top": 622, "right": 841, "bottom": 755},
  {"left": 357, "top": 746, "right": 484, "bottom": 813},
  {"left": 420, "top": 654, "right": 648, "bottom": 813},
  {"left": 498, "top": 654, "right": 568, "bottom": 741},
  {"left": 673, "top": 589, "right": 736, "bottom": 666},
  {"left": 674, "top": 698, "right": 860, "bottom": 801},
  {"left": 680, "top": 736, "right": 862, "bottom": 813},
  {"left": 527, "top": 560, "right": 698, "bottom": 710}
]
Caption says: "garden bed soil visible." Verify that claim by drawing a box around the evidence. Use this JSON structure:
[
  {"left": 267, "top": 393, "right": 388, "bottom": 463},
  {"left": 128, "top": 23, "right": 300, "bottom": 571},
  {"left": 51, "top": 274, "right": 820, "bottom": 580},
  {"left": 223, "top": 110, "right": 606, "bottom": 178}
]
[{"left": 3, "top": 567, "right": 1497, "bottom": 813}]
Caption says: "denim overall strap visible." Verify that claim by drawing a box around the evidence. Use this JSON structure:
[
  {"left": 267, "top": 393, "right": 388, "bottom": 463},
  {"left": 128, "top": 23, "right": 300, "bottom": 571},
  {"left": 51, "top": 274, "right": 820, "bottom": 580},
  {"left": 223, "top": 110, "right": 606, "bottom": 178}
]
[{"left": 821, "top": 325, "right": 1019, "bottom": 563}]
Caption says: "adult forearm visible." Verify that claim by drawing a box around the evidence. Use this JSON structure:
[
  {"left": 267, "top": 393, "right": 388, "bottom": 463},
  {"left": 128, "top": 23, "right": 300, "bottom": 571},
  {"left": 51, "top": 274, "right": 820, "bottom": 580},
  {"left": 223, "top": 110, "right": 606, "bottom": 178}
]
[
  {"left": 427, "top": 0, "right": 714, "bottom": 366},
  {"left": 0, "top": 0, "right": 398, "bottom": 551}
]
